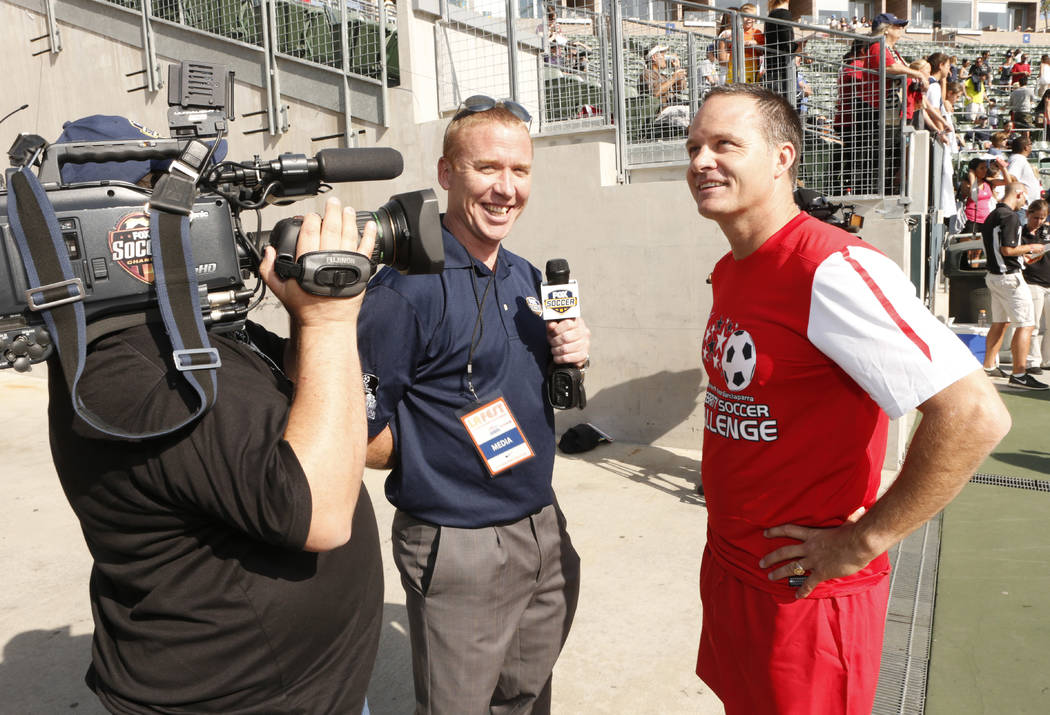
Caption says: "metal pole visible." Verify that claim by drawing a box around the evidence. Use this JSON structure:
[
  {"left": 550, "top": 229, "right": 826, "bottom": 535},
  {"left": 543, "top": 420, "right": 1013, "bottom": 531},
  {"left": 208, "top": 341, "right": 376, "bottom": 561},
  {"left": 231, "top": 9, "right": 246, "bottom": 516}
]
[
  {"left": 340, "top": 0, "right": 353, "bottom": 145},
  {"left": 731, "top": 10, "right": 744, "bottom": 84},
  {"left": 608, "top": 0, "right": 628, "bottom": 182},
  {"left": 379, "top": 0, "right": 390, "bottom": 127},
  {"left": 506, "top": 0, "right": 520, "bottom": 101},
  {"left": 141, "top": 0, "right": 160, "bottom": 92},
  {"left": 878, "top": 35, "right": 886, "bottom": 196}
]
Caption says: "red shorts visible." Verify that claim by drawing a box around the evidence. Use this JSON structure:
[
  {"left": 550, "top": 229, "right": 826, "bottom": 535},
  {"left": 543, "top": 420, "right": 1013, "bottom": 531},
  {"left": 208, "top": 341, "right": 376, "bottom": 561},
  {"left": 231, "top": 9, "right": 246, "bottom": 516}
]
[{"left": 696, "top": 546, "right": 890, "bottom": 715}]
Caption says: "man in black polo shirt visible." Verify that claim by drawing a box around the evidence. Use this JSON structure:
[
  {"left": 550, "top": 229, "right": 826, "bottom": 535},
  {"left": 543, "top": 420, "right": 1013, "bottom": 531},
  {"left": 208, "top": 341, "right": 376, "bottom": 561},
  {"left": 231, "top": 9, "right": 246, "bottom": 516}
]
[
  {"left": 1021, "top": 199, "right": 1050, "bottom": 373},
  {"left": 357, "top": 98, "right": 589, "bottom": 713},
  {"left": 49, "top": 200, "right": 384, "bottom": 712},
  {"left": 981, "top": 182, "right": 1049, "bottom": 389}
]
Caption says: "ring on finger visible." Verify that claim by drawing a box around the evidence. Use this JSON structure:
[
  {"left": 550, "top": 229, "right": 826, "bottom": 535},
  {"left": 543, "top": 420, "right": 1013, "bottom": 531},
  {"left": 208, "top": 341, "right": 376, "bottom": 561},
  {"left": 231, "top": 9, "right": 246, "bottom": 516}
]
[{"left": 791, "top": 561, "right": 806, "bottom": 577}]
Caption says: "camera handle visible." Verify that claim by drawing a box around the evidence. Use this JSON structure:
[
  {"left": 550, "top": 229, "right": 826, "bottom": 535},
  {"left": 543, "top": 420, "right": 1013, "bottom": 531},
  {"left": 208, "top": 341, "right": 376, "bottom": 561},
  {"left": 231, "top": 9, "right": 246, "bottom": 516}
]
[{"left": 268, "top": 216, "right": 376, "bottom": 297}]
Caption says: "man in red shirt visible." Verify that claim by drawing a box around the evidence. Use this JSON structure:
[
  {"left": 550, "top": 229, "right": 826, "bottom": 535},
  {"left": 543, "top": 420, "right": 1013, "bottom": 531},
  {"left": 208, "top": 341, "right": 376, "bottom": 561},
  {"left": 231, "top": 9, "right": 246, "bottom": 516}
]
[{"left": 685, "top": 84, "right": 1009, "bottom": 714}]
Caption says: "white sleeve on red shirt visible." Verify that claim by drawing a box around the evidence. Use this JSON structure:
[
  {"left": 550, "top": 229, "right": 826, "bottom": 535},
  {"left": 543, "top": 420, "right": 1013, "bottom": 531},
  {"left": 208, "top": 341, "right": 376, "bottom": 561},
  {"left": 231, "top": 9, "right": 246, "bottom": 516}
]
[{"left": 807, "top": 244, "right": 980, "bottom": 419}]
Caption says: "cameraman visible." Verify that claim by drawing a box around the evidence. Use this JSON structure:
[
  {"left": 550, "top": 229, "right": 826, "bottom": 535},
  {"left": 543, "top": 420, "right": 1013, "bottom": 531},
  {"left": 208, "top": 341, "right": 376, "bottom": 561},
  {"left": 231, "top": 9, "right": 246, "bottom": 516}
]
[{"left": 46, "top": 119, "right": 383, "bottom": 713}]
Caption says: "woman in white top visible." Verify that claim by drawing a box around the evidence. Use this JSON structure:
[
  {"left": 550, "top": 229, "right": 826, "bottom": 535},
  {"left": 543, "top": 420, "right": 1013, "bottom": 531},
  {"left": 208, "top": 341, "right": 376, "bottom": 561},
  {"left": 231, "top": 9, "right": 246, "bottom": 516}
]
[{"left": 1037, "top": 54, "right": 1050, "bottom": 98}]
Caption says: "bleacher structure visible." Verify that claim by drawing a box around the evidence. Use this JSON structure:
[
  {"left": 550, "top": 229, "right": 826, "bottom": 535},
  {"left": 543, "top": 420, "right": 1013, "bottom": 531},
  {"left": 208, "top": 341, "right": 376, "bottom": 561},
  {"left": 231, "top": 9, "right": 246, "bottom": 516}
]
[{"left": 53, "top": 0, "right": 1050, "bottom": 200}]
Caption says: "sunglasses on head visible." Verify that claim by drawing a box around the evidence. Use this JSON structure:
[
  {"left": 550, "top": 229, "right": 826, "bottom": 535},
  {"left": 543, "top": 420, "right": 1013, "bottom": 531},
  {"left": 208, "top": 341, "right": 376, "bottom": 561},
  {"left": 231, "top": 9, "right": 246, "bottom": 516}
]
[{"left": 453, "top": 95, "right": 532, "bottom": 128}]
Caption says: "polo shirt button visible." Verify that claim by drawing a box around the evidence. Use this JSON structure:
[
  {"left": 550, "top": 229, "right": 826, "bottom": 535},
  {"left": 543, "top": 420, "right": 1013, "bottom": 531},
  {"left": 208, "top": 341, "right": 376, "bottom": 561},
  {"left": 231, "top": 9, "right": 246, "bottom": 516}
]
[{"left": 503, "top": 303, "right": 508, "bottom": 310}]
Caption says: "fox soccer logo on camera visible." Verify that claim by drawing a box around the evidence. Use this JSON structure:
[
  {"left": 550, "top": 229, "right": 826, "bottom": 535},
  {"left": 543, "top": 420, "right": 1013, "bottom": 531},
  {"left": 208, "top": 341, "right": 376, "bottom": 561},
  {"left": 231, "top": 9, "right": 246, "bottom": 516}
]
[{"left": 722, "top": 329, "right": 756, "bottom": 391}]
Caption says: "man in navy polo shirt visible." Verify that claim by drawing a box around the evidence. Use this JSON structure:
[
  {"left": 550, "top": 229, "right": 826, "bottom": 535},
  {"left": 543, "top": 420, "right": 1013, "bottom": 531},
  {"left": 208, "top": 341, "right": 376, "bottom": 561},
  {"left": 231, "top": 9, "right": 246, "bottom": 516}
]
[{"left": 357, "top": 98, "right": 589, "bottom": 713}]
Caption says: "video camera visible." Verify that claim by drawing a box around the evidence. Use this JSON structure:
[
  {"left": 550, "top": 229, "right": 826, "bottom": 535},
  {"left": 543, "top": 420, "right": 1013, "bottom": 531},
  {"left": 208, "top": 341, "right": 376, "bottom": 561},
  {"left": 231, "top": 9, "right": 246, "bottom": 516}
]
[
  {"left": 794, "top": 187, "right": 864, "bottom": 234},
  {"left": 0, "top": 61, "right": 443, "bottom": 372}
]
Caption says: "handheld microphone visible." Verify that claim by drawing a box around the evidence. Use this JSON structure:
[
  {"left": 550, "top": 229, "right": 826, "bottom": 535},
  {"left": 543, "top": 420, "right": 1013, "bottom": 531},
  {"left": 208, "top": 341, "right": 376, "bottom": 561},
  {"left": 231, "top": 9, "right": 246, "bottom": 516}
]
[
  {"left": 542, "top": 259, "right": 586, "bottom": 410},
  {"left": 541, "top": 258, "right": 581, "bottom": 321}
]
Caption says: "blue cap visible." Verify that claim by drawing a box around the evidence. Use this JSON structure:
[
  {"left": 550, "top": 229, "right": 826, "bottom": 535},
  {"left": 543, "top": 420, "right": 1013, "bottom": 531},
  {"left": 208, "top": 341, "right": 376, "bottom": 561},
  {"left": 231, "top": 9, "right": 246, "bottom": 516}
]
[
  {"left": 55, "top": 114, "right": 228, "bottom": 185},
  {"left": 872, "top": 12, "right": 908, "bottom": 28}
]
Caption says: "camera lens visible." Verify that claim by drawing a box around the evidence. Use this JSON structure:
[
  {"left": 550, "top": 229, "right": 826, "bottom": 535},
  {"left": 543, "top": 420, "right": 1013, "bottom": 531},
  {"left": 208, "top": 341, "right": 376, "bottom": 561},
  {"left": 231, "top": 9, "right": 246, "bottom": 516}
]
[{"left": 354, "top": 189, "right": 444, "bottom": 275}]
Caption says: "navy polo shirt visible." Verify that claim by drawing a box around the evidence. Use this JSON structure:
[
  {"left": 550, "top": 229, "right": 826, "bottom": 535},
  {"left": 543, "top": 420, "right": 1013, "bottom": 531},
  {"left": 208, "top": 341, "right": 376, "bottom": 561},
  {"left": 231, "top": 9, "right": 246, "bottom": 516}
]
[{"left": 357, "top": 224, "right": 556, "bottom": 527}]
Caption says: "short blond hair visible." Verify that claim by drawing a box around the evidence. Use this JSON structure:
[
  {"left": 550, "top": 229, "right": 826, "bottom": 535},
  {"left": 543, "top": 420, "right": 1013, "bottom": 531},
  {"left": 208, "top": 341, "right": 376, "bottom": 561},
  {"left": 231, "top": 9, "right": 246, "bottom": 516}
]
[
  {"left": 739, "top": 3, "right": 758, "bottom": 14},
  {"left": 442, "top": 106, "right": 531, "bottom": 165}
]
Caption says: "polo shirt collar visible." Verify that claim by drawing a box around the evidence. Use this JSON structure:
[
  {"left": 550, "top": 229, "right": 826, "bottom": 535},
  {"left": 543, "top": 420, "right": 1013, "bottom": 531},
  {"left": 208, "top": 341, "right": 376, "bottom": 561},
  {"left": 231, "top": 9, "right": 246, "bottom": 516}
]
[{"left": 440, "top": 218, "right": 515, "bottom": 279}]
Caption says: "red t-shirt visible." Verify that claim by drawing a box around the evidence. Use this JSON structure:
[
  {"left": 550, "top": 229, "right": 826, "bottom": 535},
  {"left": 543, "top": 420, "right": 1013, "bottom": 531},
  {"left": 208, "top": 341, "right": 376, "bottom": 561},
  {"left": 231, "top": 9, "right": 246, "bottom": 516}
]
[
  {"left": 700, "top": 213, "right": 978, "bottom": 599},
  {"left": 859, "top": 42, "right": 907, "bottom": 110},
  {"left": 1011, "top": 62, "right": 1031, "bottom": 83}
]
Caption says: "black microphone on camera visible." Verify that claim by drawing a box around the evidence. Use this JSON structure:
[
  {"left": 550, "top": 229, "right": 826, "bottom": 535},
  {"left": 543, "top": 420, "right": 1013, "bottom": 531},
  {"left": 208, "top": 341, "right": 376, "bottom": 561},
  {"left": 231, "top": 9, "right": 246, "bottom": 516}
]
[
  {"left": 542, "top": 259, "right": 586, "bottom": 410},
  {"left": 211, "top": 147, "right": 404, "bottom": 204}
]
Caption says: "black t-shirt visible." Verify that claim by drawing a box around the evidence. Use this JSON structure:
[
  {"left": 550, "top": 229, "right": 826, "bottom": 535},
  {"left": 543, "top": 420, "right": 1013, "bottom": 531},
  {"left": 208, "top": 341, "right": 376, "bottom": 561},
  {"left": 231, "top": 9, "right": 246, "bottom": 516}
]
[
  {"left": 1022, "top": 222, "right": 1050, "bottom": 286},
  {"left": 982, "top": 202, "right": 1023, "bottom": 274},
  {"left": 765, "top": 8, "right": 795, "bottom": 57},
  {"left": 48, "top": 321, "right": 383, "bottom": 714}
]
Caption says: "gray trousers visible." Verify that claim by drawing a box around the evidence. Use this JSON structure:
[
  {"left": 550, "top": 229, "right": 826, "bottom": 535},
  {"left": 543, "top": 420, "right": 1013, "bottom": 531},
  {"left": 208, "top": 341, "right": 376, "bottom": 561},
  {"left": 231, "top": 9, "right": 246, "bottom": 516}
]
[{"left": 392, "top": 501, "right": 581, "bottom": 715}]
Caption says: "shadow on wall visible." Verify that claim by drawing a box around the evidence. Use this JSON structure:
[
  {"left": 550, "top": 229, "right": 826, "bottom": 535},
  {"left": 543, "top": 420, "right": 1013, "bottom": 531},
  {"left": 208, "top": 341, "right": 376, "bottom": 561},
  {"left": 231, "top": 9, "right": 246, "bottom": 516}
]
[
  {"left": 558, "top": 367, "right": 706, "bottom": 448},
  {"left": 0, "top": 626, "right": 104, "bottom": 713}
]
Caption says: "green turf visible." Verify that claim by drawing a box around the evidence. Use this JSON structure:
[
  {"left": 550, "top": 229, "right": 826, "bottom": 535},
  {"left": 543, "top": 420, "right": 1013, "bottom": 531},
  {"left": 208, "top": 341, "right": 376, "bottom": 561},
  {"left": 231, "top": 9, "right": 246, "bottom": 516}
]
[
  {"left": 977, "top": 387, "right": 1050, "bottom": 480},
  {"left": 924, "top": 484, "right": 1050, "bottom": 714}
]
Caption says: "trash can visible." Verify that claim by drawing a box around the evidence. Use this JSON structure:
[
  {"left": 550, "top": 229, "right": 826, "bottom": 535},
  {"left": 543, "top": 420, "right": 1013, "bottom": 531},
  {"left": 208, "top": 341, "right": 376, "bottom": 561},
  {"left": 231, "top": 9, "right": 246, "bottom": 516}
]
[{"left": 944, "top": 237, "right": 991, "bottom": 324}]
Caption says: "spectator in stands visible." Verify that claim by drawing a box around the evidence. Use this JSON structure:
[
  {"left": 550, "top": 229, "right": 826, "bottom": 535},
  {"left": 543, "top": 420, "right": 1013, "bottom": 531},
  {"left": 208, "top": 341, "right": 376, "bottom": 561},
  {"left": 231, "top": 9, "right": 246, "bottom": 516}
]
[
  {"left": 981, "top": 182, "right": 1050, "bottom": 389},
  {"left": 1010, "top": 74, "right": 1037, "bottom": 127},
  {"left": 1034, "top": 89, "right": 1050, "bottom": 137},
  {"left": 988, "top": 96, "right": 1002, "bottom": 127},
  {"left": 795, "top": 55, "right": 812, "bottom": 117},
  {"left": 960, "top": 58, "right": 971, "bottom": 81},
  {"left": 999, "top": 51, "right": 1015, "bottom": 84},
  {"left": 639, "top": 45, "right": 690, "bottom": 130},
  {"left": 764, "top": 0, "right": 794, "bottom": 100},
  {"left": 639, "top": 44, "right": 687, "bottom": 106},
  {"left": 715, "top": 10, "right": 736, "bottom": 83},
  {"left": 856, "top": 13, "right": 927, "bottom": 192},
  {"left": 1037, "top": 55, "right": 1050, "bottom": 97},
  {"left": 964, "top": 66, "right": 988, "bottom": 120},
  {"left": 1021, "top": 199, "right": 1050, "bottom": 373},
  {"left": 698, "top": 44, "right": 721, "bottom": 95},
  {"left": 907, "top": 60, "right": 933, "bottom": 130},
  {"left": 924, "top": 53, "right": 953, "bottom": 135},
  {"left": 835, "top": 38, "right": 870, "bottom": 190},
  {"left": 935, "top": 82, "right": 964, "bottom": 219},
  {"left": 966, "top": 114, "right": 993, "bottom": 148},
  {"left": 1006, "top": 136, "right": 1042, "bottom": 213},
  {"left": 988, "top": 130, "right": 1010, "bottom": 156},
  {"left": 1011, "top": 54, "right": 1032, "bottom": 85},
  {"left": 961, "top": 156, "right": 1014, "bottom": 234},
  {"left": 949, "top": 55, "right": 959, "bottom": 82},
  {"left": 721, "top": 4, "right": 764, "bottom": 84}
]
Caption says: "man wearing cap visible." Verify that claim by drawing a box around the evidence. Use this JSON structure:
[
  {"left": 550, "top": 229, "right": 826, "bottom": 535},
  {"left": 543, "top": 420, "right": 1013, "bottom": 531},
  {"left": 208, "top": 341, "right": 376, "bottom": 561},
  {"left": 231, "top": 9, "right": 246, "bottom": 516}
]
[
  {"left": 54, "top": 114, "right": 228, "bottom": 186},
  {"left": 356, "top": 97, "right": 588, "bottom": 713},
  {"left": 639, "top": 44, "right": 688, "bottom": 105},
  {"left": 47, "top": 117, "right": 384, "bottom": 712},
  {"left": 686, "top": 84, "right": 1008, "bottom": 714}
]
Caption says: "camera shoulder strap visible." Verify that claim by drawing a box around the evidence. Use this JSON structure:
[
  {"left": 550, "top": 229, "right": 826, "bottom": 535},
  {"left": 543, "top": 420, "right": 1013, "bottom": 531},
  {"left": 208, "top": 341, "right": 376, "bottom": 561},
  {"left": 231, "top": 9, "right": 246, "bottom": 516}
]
[{"left": 6, "top": 166, "right": 219, "bottom": 440}]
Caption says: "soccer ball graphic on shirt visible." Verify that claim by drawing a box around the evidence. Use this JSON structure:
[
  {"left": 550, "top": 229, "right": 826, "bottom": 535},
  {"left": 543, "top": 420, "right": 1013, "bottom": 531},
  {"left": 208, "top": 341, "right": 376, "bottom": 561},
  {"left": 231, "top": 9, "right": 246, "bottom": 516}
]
[{"left": 721, "top": 329, "right": 757, "bottom": 391}]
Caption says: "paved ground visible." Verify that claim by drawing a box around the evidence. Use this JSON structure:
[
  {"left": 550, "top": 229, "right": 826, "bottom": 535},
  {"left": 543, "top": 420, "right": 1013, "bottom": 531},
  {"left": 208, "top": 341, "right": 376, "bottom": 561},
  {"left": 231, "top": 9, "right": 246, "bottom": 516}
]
[
  {"left": 0, "top": 367, "right": 723, "bottom": 714},
  {"left": 5, "top": 364, "right": 1045, "bottom": 714}
]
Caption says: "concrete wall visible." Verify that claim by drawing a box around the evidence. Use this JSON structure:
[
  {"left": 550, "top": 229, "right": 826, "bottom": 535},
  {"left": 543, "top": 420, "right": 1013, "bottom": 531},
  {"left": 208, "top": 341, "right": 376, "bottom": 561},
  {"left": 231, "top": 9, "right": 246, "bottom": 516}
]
[{"left": 1, "top": 2, "right": 915, "bottom": 464}]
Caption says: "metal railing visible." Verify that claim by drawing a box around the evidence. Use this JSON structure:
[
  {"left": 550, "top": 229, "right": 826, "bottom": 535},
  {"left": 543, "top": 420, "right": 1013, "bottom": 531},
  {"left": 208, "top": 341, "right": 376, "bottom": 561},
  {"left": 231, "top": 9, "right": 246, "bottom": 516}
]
[
  {"left": 527, "top": 2, "right": 906, "bottom": 195},
  {"left": 96, "top": 0, "right": 394, "bottom": 135}
]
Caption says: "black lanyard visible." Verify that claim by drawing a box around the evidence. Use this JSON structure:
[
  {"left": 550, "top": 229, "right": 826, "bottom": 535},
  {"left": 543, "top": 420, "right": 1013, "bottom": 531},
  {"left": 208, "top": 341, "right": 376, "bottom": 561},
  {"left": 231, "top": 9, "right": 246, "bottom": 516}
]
[{"left": 466, "top": 256, "right": 496, "bottom": 402}]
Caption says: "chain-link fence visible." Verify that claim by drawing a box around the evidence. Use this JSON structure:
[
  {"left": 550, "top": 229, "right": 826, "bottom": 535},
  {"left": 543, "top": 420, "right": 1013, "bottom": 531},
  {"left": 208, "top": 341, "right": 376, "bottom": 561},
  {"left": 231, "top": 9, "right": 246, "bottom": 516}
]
[
  {"left": 103, "top": 0, "right": 395, "bottom": 84},
  {"left": 435, "top": 0, "right": 542, "bottom": 127},
  {"left": 540, "top": 4, "right": 611, "bottom": 131}
]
